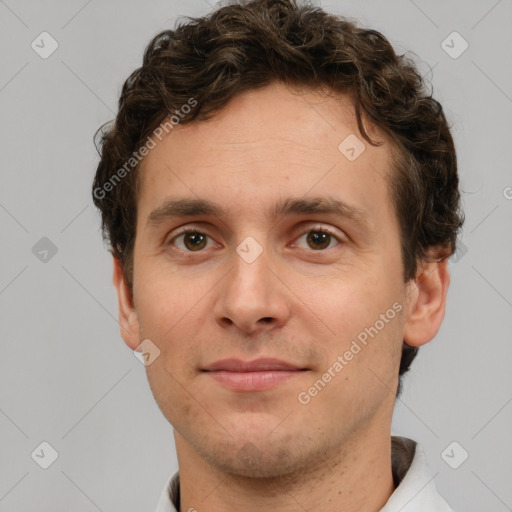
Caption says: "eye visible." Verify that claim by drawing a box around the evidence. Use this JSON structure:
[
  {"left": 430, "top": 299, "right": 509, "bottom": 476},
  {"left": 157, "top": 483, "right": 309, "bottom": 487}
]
[
  {"left": 167, "top": 225, "right": 344, "bottom": 254},
  {"left": 170, "top": 228, "right": 215, "bottom": 252},
  {"left": 294, "top": 227, "right": 343, "bottom": 251}
]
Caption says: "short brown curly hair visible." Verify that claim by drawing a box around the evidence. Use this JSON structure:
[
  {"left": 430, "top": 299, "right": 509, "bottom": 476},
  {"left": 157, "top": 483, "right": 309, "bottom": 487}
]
[{"left": 92, "top": 0, "right": 464, "bottom": 393}]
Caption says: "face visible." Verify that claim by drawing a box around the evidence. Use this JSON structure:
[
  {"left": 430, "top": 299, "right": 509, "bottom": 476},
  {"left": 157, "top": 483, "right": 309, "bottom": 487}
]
[{"left": 120, "top": 82, "right": 419, "bottom": 478}]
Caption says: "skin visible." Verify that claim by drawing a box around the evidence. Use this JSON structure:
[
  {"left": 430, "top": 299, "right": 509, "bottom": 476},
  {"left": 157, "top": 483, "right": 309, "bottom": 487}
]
[{"left": 113, "top": 81, "right": 450, "bottom": 511}]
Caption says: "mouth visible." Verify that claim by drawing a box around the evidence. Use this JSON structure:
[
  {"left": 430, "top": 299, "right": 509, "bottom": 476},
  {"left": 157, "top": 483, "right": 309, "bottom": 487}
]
[{"left": 201, "top": 358, "right": 309, "bottom": 392}]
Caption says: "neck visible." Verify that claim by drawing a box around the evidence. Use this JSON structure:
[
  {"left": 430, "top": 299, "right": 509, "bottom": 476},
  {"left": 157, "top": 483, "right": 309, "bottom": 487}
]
[{"left": 175, "top": 419, "right": 395, "bottom": 512}]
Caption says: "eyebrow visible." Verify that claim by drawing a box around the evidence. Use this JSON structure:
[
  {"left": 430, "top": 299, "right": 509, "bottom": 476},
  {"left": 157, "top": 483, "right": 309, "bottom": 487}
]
[{"left": 146, "top": 196, "right": 370, "bottom": 230}]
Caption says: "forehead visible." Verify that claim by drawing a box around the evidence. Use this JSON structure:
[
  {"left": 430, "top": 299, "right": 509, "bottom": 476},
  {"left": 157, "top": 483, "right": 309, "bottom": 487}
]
[{"left": 136, "top": 82, "right": 395, "bottom": 230}]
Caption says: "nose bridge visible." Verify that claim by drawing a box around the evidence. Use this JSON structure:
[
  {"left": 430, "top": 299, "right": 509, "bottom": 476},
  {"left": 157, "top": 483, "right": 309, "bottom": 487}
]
[{"left": 213, "top": 234, "right": 290, "bottom": 333}]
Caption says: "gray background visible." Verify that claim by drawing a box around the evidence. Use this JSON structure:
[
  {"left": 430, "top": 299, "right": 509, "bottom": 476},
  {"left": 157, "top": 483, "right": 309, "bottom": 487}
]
[{"left": 1, "top": 0, "right": 511, "bottom": 510}]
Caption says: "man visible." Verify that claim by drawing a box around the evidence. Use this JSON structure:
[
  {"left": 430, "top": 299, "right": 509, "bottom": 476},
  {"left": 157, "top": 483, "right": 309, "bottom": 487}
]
[{"left": 92, "top": 0, "right": 464, "bottom": 510}]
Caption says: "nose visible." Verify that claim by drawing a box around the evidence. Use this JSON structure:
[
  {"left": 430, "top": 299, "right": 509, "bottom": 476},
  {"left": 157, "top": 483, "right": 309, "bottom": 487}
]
[{"left": 213, "top": 243, "right": 291, "bottom": 336}]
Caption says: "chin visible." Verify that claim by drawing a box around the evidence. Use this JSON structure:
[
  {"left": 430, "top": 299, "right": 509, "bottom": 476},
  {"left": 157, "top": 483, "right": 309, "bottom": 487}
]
[
  {"left": 194, "top": 431, "right": 314, "bottom": 480},
  {"left": 218, "top": 449, "right": 306, "bottom": 479}
]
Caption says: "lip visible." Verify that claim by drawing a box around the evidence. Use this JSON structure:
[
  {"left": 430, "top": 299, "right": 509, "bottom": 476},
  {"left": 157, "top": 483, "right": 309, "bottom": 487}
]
[
  {"left": 203, "top": 358, "right": 306, "bottom": 372},
  {"left": 202, "top": 358, "right": 308, "bottom": 392}
]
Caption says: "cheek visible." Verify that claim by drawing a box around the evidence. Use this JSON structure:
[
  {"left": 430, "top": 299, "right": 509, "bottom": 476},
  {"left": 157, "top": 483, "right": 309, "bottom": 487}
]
[
  {"left": 145, "top": 361, "right": 205, "bottom": 431},
  {"left": 133, "top": 268, "right": 204, "bottom": 368},
  {"left": 305, "top": 268, "right": 404, "bottom": 369},
  {"left": 303, "top": 267, "right": 388, "bottom": 330},
  {"left": 135, "top": 259, "right": 203, "bottom": 323}
]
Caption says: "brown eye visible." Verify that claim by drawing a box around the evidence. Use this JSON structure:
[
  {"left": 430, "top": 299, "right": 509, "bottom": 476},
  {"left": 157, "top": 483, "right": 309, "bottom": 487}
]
[
  {"left": 183, "top": 232, "right": 207, "bottom": 251},
  {"left": 294, "top": 227, "right": 342, "bottom": 251},
  {"left": 171, "top": 230, "right": 213, "bottom": 252},
  {"left": 306, "top": 231, "right": 332, "bottom": 250}
]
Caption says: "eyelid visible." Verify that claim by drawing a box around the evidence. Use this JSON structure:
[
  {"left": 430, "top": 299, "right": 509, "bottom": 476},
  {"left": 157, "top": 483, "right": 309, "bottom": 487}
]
[
  {"left": 167, "top": 226, "right": 218, "bottom": 251},
  {"left": 290, "top": 223, "right": 345, "bottom": 248}
]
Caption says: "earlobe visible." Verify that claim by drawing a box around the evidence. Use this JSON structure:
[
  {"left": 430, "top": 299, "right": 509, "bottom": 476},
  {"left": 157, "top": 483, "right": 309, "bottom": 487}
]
[
  {"left": 403, "top": 257, "right": 451, "bottom": 348},
  {"left": 112, "top": 255, "right": 140, "bottom": 350}
]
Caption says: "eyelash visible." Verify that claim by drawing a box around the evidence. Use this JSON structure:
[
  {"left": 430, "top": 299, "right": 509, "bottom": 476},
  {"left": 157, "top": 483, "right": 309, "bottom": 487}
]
[{"left": 167, "top": 225, "right": 344, "bottom": 253}]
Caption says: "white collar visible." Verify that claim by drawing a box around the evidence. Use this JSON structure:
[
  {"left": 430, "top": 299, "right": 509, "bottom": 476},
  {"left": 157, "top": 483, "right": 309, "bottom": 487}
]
[{"left": 155, "top": 436, "right": 453, "bottom": 512}]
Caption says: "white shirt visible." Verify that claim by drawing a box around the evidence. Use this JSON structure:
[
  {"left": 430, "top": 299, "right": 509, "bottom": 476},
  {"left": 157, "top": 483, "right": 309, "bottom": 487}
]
[{"left": 155, "top": 436, "right": 454, "bottom": 511}]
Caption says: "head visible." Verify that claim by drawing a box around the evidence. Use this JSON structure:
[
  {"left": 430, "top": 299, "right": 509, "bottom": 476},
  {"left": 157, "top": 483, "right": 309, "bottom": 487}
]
[{"left": 92, "top": 0, "right": 463, "bottom": 478}]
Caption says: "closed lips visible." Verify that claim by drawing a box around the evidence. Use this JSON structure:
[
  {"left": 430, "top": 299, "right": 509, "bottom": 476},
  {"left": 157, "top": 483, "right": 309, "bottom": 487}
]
[{"left": 202, "top": 358, "right": 308, "bottom": 372}]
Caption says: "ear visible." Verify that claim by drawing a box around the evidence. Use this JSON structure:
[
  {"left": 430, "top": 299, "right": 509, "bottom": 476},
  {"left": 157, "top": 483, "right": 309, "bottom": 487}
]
[
  {"left": 403, "top": 256, "right": 451, "bottom": 347},
  {"left": 112, "top": 255, "right": 140, "bottom": 350}
]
